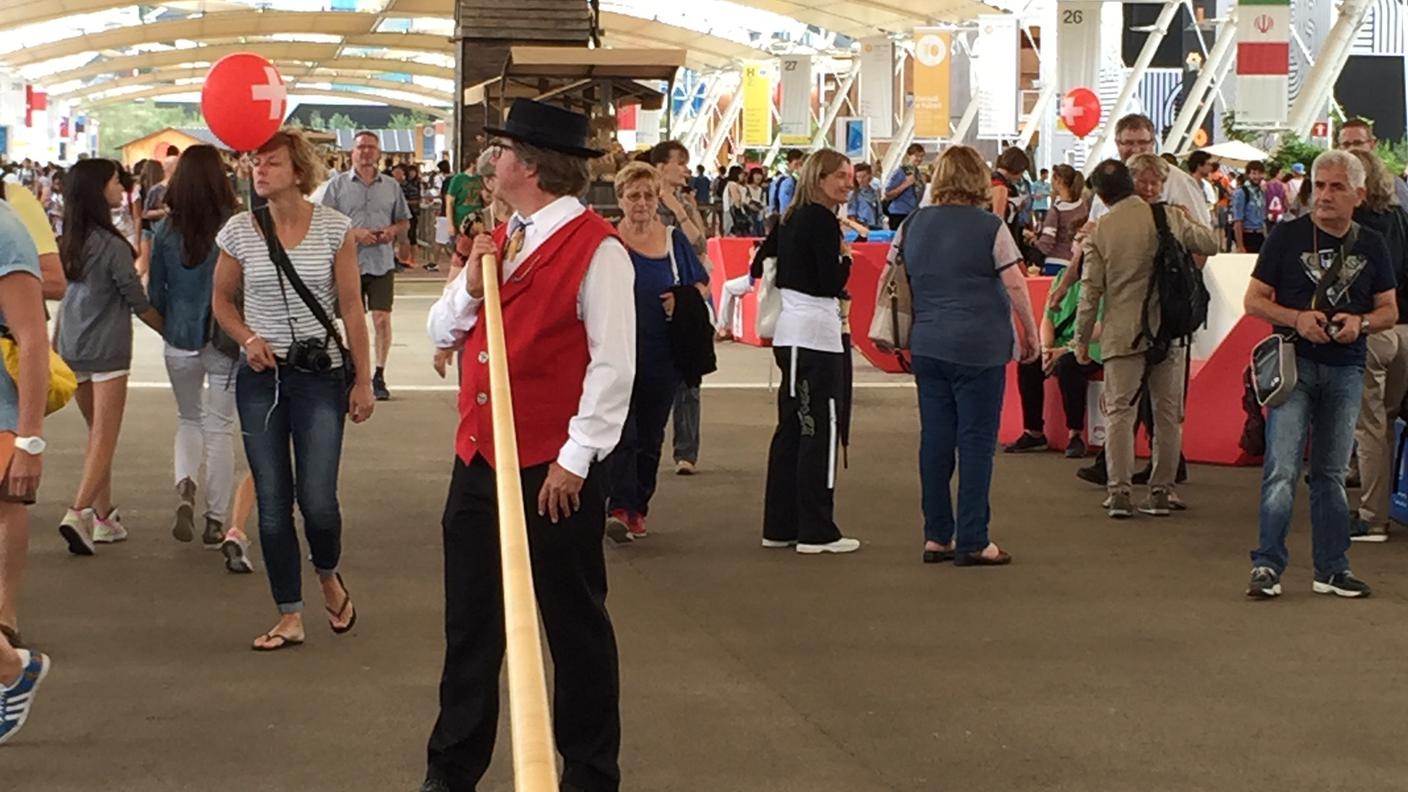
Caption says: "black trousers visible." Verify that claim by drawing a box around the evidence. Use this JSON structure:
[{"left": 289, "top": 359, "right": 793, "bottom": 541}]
[
  {"left": 606, "top": 370, "right": 679, "bottom": 516},
  {"left": 886, "top": 212, "right": 910, "bottom": 230},
  {"left": 764, "top": 346, "right": 844, "bottom": 545},
  {"left": 427, "top": 456, "right": 621, "bottom": 792},
  {"left": 1017, "top": 356, "right": 1105, "bottom": 433},
  {"left": 1243, "top": 230, "right": 1266, "bottom": 254}
]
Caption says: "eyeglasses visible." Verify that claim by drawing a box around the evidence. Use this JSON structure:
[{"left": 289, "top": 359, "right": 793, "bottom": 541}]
[
  {"left": 487, "top": 139, "right": 515, "bottom": 160},
  {"left": 619, "top": 190, "right": 658, "bottom": 203},
  {"left": 1116, "top": 136, "right": 1155, "bottom": 148}
]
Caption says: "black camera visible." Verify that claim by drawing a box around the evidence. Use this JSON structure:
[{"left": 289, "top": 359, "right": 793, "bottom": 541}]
[{"left": 286, "top": 337, "right": 333, "bottom": 373}]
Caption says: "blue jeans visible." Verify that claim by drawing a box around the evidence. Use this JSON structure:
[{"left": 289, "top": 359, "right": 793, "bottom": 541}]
[
  {"left": 913, "top": 355, "right": 1006, "bottom": 554},
  {"left": 236, "top": 364, "right": 349, "bottom": 613},
  {"left": 1251, "top": 357, "right": 1363, "bottom": 577}
]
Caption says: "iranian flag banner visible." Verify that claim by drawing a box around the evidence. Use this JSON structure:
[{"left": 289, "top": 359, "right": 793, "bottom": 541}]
[{"left": 1237, "top": 0, "right": 1291, "bottom": 123}]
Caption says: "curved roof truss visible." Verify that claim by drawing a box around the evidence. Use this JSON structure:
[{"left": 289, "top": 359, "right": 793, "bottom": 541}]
[
  {"left": 41, "top": 44, "right": 453, "bottom": 88},
  {"left": 83, "top": 83, "right": 451, "bottom": 118},
  {"left": 54, "top": 66, "right": 453, "bottom": 105},
  {"left": 4, "top": 8, "right": 769, "bottom": 77}
]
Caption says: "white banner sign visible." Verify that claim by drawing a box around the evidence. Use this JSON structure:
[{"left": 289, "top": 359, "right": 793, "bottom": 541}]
[
  {"left": 1056, "top": 0, "right": 1103, "bottom": 94},
  {"left": 636, "top": 109, "right": 662, "bottom": 148},
  {"left": 858, "top": 37, "right": 894, "bottom": 138},
  {"left": 975, "top": 14, "right": 1019, "bottom": 139},
  {"left": 779, "top": 55, "right": 812, "bottom": 145}
]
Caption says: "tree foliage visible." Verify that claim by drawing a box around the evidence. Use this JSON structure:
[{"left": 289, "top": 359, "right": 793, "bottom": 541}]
[
  {"left": 387, "top": 111, "right": 432, "bottom": 130},
  {"left": 90, "top": 103, "right": 202, "bottom": 159}
]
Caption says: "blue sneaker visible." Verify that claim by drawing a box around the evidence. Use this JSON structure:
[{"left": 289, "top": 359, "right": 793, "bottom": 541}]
[{"left": 0, "top": 649, "right": 51, "bottom": 745}]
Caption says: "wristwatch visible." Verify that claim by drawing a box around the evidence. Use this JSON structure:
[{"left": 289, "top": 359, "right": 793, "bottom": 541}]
[
  {"left": 14, "top": 436, "right": 45, "bottom": 455},
  {"left": 1361, "top": 315, "right": 1372, "bottom": 335}
]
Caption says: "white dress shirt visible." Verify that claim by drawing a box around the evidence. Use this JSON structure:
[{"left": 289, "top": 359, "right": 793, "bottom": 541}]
[{"left": 426, "top": 195, "right": 636, "bottom": 478}]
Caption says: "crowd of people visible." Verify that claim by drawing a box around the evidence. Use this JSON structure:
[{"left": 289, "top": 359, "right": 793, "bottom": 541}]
[{"left": 2, "top": 104, "right": 1406, "bottom": 792}]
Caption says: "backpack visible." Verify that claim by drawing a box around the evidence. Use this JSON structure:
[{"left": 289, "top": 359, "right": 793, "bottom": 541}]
[
  {"left": 767, "top": 174, "right": 794, "bottom": 216},
  {"left": 1137, "top": 203, "right": 1210, "bottom": 365}
]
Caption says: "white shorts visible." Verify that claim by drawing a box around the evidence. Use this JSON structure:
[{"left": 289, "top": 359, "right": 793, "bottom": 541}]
[{"left": 74, "top": 370, "right": 130, "bottom": 384}]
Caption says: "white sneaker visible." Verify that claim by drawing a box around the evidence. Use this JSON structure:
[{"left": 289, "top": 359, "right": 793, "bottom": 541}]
[
  {"left": 761, "top": 538, "right": 797, "bottom": 548},
  {"left": 58, "top": 508, "right": 95, "bottom": 556},
  {"left": 795, "top": 537, "right": 861, "bottom": 555},
  {"left": 92, "top": 509, "right": 128, "bottom": 544}
]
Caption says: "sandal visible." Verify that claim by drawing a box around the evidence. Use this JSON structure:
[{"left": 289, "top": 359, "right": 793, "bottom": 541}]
[
  {"left": 326, "top": 573, "right": 357, "bottom": 635},
  {"left": 251, "top": 632, "right": 304, "bottom": 652},
  {"left": 0, "top": 623, "right": 23, "bottom": 649},
  {"left": 922, "top": 545, "right": 955, "bottom": 564}
]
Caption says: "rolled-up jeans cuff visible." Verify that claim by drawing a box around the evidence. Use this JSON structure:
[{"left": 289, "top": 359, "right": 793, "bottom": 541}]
[
  {"left": 278, "top": 601, "right": 304, "bottom": 615},
  {"left": 315, "top": 566, "right": 339, "bottom": 580}
]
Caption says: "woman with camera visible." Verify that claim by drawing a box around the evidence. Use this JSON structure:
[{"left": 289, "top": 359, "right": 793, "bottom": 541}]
[{"left": 211, "top": 128, "right": 375, "bottom": 651}]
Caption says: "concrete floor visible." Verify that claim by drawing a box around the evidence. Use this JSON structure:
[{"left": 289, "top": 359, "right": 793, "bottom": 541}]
[{"left": 7, "top": 283, "right": 1408, "bottom": 791}]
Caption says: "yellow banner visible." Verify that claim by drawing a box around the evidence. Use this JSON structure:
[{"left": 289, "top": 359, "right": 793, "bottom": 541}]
[
  {"left": 741, "top": 61, "right": 773, "bottom": 148},
  {"left": 912, "top": 29, "right": 951, "bottom": 139}
]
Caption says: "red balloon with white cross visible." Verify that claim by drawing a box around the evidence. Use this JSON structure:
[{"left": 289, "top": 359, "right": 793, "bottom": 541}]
[{"left": 200, "top": 53, "right": 288, "bottom": 152}]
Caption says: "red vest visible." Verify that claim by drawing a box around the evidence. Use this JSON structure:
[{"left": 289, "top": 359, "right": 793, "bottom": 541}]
[{"left": 456, "top": 210, "right": 616, "bottom": 469}]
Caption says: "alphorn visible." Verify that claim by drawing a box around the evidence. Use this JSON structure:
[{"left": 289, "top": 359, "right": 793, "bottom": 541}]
[{"left": 479, "top": 252, "right": 558, "bottom": 790}]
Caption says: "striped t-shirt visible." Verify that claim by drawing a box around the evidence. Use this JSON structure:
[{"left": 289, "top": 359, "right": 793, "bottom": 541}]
[{"left": 216, "top": 204, "right": 351, "bottom": 367}]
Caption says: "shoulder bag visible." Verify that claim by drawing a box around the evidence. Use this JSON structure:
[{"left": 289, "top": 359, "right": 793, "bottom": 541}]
[
  {"left": 1251, "top": 222, "right": 1359, "bottom": 407},
  {"left": 867, "top": 219, "right": 913, "bottom": 364},
  {"left": 0, "top": 327, "right": 76, "bottom": 415},
  {"left": 254, "top": 208, "right": 356, "bottom": 389}
]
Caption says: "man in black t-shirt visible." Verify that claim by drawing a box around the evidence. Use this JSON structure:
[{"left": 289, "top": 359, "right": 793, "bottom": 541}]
[{"left": 1243, "top": 150, "right": 1398, "bottom": 601}]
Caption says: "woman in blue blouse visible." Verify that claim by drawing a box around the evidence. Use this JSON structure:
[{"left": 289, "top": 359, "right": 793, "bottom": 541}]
[{"left": 605, "top": 162, "right": 710, "bottom": 543}]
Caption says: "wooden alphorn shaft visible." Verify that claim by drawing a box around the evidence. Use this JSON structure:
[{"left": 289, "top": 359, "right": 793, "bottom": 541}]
[{"left": 479, "top": 253, "right": 558, "bottom": 791}]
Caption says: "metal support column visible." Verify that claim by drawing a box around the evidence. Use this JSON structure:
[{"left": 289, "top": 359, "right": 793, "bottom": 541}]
[
  {"left": 1162, "top": 9, "right": 1237, "bottom": 154},
  {"left": 879, "top": 104, "right": 917, "bottom": 176},
  {"left": 1286, "top": 0, "right": 1374, "bottom": 137},
  {"left": 810, "top": 59, "right": 862, "bottom": 150},
  {"left": 1082, "top": 0, "right": 1182, "bottom": 169},
  {"left": 1016, "top": 81, "right": 1057, "bottom": 150},
  {"left": 700, "top": 88, "right": 745, "bottom": 168}
]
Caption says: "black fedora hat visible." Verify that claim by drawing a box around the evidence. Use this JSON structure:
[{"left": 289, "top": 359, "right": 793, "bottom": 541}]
[{"left": 483, "top": 99, "right": 605, "bottom": 159}]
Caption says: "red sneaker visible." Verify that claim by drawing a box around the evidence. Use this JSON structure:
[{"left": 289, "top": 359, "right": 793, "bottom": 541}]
[
  {"left": 606, "top": 509, "right": 633, "bottom": 544},
  {"left": 627, "top": 513, "right": 648, "bottom": 539}
]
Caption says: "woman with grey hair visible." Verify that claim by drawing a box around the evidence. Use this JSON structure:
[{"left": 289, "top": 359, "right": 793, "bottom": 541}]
[{"left": 1348, "top": 148, "right": 1408, "bottom": 543}]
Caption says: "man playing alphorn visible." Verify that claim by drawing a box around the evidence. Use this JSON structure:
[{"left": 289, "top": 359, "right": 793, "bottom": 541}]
[{"left": 423, "top": 99, "right": 636, "bottom": 792}]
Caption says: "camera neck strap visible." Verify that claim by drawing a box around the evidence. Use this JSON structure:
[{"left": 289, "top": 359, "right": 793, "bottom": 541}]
[{"left": 254, "top": 207, "right": 348, "bottom": 353}]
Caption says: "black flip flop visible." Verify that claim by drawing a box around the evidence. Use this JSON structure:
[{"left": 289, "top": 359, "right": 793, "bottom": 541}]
[
  {"left": 954, "top": 549, "right": 1013, "bottom": 567},
  {"left": 326, "top": 573, "right": 357, "bottom": 635},
  {"left": 922, "top": 548, "right": 956, "bottom": 564},
  {"left": 252, "top": 632, "right": 304, "bottom": 652}
]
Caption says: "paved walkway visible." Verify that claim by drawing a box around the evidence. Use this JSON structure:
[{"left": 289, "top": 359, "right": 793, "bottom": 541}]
[{"left": 8, "top": 283, "right": 1408, "bottom": 791}]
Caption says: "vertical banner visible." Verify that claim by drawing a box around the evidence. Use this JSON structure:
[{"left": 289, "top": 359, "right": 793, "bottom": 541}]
[
  {"left": 637, "top": 109, "right": 662, "bottom": 148},
  {"left": 741, "top": 61, "right": 774, "bottom": 147},
  {"left": 835, "top": 116, "right": 868, "bottom": 159},
  {"left": 1237, "top": 0, "right": 1291, "bottom": 124},
  {"left": 858, "top": 37, "right": 894, "bottom": 138},
  {"left": 975, "top": 15, "right": 1019, "bottom": 139},
  {"left": 912, "top": 29, "right": 952, "bottom": 139},
  {"left": 779, "top": 55, "right": 812, "bottom": 145},
  {"left": 1056, "top": 0, "right": 1103, "bottom": 94}
]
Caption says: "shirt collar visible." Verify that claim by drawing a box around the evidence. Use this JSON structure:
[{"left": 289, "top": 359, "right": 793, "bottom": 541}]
[{"left": 509, "top": 195, "right": 584, "bottom": 241}]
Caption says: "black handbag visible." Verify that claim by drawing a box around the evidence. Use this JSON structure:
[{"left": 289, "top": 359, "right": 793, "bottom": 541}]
[{"left": 253, "top": 208, "right": 356, "bottom": 388}]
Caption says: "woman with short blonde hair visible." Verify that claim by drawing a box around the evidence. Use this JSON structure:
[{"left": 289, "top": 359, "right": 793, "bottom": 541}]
[
  {"left": 890, "top": 145, "right": 1040, "bottom": 566},
  {"left": 603, "top": 156, "right": 710, "bottom": 543}
]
